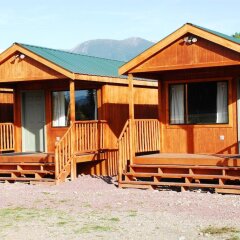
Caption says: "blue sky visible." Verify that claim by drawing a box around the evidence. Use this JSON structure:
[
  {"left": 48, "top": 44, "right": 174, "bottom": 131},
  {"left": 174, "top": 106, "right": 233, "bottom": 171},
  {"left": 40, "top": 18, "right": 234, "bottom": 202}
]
[{"left": 0, "top": 0, "right": 239, "bottom": 52}]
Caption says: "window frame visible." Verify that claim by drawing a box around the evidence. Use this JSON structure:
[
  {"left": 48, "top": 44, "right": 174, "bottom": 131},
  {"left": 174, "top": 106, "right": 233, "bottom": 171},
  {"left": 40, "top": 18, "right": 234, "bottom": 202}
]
[
  {"left": 166, "top": 78, "right": 232, "bottom": 128},
  {"left": 51, "top": 88, "right": 98, "bottom": 128}
]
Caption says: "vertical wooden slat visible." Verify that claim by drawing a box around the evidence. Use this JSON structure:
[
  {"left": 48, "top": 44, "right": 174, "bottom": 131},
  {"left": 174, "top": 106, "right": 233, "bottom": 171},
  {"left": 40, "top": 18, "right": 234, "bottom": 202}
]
[{"left": 133, "top": 119, "right": 160, "bottom": 153}]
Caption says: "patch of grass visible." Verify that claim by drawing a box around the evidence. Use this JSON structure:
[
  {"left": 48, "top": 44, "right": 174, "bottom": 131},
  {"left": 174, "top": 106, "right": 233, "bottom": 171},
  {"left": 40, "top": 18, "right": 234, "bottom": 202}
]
[
  {"left": 57, "top": 221, "right": 68, "bottom": 226},
  {"left": 42, "top": 191, "right": 51, "bottom": 195},
  {"left": 58, "top": 199, "right": 69, "bottom": 203},
  {"left": 101, "top": 217, "right": 120, "bottom": 222},
  {"left": 109, "top": 217, "right": 120, "bottom": 222},
  {"left": 202, "top": 226, "right": 240, "bottom": 235},
  {"left": 128, "top": 210, "right": 137, "bottom": 217},
  {"left": 75, "top": 224, "right": 112, "bottom": 234},
  {"left": 227, "top": 236, "right": 240, "bottom": 240},
  {"left": 82, "top": 202, "right": 92, "bottom": 208}
]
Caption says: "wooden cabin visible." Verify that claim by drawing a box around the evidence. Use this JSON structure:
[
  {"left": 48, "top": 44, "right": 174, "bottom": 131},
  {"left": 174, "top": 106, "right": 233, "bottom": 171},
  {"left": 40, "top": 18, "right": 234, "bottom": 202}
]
[
  {"left": 0, "top": 43, "right": 158, "bottom": 183},
  {"left": 118, "top": 23, "right": 240, "bottom": 193}
]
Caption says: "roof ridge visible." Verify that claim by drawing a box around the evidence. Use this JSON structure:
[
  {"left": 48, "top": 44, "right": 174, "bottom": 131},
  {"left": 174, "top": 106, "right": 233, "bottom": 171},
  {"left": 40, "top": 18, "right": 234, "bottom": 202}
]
[
  {"left": 189, "top": 24, "right": 240, "bottom": 45},
  {"left": 15, "top": 42, "right": 126, "bottom": 63}
]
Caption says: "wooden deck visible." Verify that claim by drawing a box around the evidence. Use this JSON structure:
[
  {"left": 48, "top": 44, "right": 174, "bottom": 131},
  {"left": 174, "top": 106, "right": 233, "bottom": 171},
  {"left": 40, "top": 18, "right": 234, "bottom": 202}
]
[
  {"left": 0, "top": 152, "right": 55, "bottom": 163},
  {"left": 134, "top": 153, "right": 240, "bottom": 167},
  {"left": 0, "top": 150, "right": 110, "bottom": 184},
  {"left": 119, "top": 153, "right": 240, "bottom": 193}
]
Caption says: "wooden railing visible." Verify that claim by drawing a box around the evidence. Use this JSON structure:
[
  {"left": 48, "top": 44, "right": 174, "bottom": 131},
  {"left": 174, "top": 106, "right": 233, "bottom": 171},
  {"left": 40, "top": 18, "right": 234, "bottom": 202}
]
[
  {"left": 75, "top": 120, "right": 107, "bottom": 153},
  {"left": 0, "top": 123, "right": 15, "bottom": 152},
  {"left": 55, "top": 120, "right": 109, "bottom": 182},
  {"left": 134, "top": 119, "right": 160, "bottom": 153},
  {"left": 118, "top": 120, "right": 130, "bottom": 180},
  {"left": 118, "top": 119, "right": 160, "bottom": 181},
  {"left": 55, "top": 123, "right": 75, "bottom": 182}
]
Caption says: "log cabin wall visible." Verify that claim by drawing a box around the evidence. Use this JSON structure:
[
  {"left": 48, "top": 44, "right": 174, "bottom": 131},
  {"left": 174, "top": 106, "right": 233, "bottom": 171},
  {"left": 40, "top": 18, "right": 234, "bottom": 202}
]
[{"left": 0, "top": 89, "right": 13, "bottom": 122}]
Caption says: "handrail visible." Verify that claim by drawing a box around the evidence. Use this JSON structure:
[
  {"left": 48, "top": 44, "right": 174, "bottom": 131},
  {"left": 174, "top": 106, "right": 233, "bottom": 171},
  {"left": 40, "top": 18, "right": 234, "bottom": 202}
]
[
  {"left": 54, "top": 120, "right": 109, "bottom": 182},
  {"left": 118, "top": 120, "right": 130, "bottom": 181},
  {"left": 118, "top": 119, "right": 160, "bottom": 182},
  {"left": 55, "top": 122, "right": 75, "bottom": 182},
  {"left": 0, "top": 123, "right": 15, "bottom": 152}
]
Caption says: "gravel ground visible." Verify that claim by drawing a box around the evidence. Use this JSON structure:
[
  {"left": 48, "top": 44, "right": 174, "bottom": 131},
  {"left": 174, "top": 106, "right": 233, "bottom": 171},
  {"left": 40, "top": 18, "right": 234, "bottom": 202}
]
[{"left": 0, "top": 175, "right": 240, "bottom": 240}]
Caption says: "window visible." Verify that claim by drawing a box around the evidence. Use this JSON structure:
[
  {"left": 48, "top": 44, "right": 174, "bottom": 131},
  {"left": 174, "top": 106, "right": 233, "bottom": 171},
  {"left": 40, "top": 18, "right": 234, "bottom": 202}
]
[
  {"left": 52, "top": 89, "right": 97, "bottom": 127},
  {"left": 52, "top": 91, "right": 70, "bottom": 127},
  {"left": 75, "top": 90, "right": 97, "bottom": 121},
  {"left": 169, "top": 81, "right": 228, "bottom": 124}
]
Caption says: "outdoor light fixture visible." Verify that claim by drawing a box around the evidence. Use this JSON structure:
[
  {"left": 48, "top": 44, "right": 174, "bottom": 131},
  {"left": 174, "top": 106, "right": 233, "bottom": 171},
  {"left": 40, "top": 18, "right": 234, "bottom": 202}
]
[
  {"left": 183, "top": 35, "right": 198, "bottom": 44},
  {"left": 19, "top": 54, "right": 25, "bottom": 59},
  {"left": 14, "top": 53, "right": 25, "bottom": 60}
]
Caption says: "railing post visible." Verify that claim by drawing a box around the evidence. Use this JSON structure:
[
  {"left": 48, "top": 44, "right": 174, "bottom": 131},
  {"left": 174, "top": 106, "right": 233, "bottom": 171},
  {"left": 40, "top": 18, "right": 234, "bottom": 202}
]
[
  {"left": 118, "top": 141, "right": 123, "bottom": 182},
  {"left": 54, "top": 142, "right": 59, "bottom": 182},
  {"left": 70, "top": 123, "right": 76, "bottom": 181},
  {"left": 129, "top": 119, "right": 135, "bottom": 165}
]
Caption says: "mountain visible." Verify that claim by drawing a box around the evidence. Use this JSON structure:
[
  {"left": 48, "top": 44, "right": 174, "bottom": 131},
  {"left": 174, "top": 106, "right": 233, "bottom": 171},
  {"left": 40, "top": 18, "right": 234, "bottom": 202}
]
[{"left": 71, "top": 37, "right": 154, "bottom": 61}]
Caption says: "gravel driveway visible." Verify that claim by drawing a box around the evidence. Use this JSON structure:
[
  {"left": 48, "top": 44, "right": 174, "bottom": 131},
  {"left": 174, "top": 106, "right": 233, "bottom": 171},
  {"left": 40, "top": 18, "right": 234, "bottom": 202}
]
[{"left": 0, "top": 175, "right": 239, "bottom": 240}]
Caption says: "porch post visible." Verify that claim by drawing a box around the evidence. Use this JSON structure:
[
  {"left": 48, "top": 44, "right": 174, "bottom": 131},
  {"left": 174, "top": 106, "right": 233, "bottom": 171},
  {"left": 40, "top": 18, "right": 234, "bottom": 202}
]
[
  {"left": 158, "top": 80, "right": 162, "bottom": 152},
  {"left": 69, "top": 80, "right": 76, "bottom": 123},
  {"left": 128, "top": 73, "right": 135, "bottom": 164},
  {"left": 69, "top": 80, "right": 76, "bottom": 180}
]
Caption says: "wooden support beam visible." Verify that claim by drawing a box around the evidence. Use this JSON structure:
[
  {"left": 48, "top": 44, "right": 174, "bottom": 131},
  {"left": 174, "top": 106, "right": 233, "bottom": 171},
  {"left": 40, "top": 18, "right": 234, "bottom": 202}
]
[
  {"left": 128, "top": 74, "right": 135, "bottom": 164},
  {"left": 69, "top": 80, "right": 76, "bottom": 181},
  {"left": 69, "top": 80, "right": 76, "bottom": 123},
  {"left": 128, "top": 73, "right": 135, "bottom": 120}
]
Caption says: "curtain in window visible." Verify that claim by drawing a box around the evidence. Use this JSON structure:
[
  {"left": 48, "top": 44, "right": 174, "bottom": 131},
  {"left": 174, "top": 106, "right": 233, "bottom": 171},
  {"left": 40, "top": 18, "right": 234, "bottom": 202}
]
[
  {"left": 170, "top": 84, "right": 184, "bottom": 124},
  {"left": 216, "top": 82, "right": 228, "bottom": 123},
  {"left": 52, "top": 92, "right": 67, "bottom": 127}
]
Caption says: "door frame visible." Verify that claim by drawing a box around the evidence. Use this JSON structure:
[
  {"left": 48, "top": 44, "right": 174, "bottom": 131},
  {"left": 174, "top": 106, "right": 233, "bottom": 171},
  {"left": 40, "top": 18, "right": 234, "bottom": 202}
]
[{"left": 21, "top": 90, "right": 47, "bottom": 152}]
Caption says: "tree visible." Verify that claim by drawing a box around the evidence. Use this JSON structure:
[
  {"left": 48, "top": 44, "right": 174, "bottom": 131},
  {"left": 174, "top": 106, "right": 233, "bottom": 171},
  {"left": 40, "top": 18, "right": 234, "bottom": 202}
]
[{"left": 232, "top": 32, "right": 240, "bottom": 39}]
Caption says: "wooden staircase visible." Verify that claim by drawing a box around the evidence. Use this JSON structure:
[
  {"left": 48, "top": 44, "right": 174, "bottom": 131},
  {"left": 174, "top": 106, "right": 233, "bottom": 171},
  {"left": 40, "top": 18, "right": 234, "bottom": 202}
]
[
  {"left": 117, "top": 119, "right": 240, "bottom": 193},
  {"left": 119, "top": 161, "right": 240, "bottom": 193},
  {"left": 0, "top": 153, "right": 56, "bottom": 184}
]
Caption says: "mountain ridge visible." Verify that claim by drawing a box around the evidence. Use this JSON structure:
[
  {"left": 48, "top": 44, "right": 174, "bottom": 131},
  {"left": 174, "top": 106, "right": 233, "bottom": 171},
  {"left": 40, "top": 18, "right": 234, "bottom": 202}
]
[{"left": 71, "top": 37, "right": 154, "bottom": 61}]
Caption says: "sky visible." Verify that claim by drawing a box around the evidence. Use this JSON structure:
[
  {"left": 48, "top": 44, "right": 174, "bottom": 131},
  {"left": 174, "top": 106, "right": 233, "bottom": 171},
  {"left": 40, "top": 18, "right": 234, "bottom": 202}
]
[{"left": 0, "top": 0, "right": 239, "bottom": 52}]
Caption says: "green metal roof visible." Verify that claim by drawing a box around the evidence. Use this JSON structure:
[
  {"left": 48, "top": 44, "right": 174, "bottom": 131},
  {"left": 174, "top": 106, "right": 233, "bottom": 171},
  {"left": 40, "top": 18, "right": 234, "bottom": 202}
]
[
  {"left": 17, "top": 43, "right": 126, "bottom": 78},
  {"left": 189, "top": 23, "right": 240, "bottom": 45}
]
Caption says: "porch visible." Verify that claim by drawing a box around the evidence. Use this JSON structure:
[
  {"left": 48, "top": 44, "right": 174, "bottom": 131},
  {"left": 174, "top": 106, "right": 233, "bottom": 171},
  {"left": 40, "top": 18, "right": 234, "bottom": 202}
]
[
  {"left": 117, "top": 119, "right": 240, "bottom": 193},
  {"left": 0, "top": 120, "right": 118, "bottom": 184}
]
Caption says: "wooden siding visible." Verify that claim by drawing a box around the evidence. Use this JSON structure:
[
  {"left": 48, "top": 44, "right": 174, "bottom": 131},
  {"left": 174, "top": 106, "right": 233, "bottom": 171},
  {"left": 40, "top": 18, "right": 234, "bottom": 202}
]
[
  {"left": 0, "top": 53, "right": 65, "bottom": 82},
  {"left": 159, "top": 77, "right": 238, "bottom": 154},
  {"left": 133, "top": 36, "right": 240, "bottom": 73},
  {"left": 101, "top": 84, "right": 158, "bottom": 141}
]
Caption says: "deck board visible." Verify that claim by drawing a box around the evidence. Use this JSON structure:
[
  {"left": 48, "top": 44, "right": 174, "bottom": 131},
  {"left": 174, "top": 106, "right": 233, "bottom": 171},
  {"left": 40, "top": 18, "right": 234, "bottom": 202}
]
[
  {"left": 0, "top": 152, "right": 55, "bottom": 163},
  {"left": 134, "top": 153, "right": 240, "bottom": 167}
]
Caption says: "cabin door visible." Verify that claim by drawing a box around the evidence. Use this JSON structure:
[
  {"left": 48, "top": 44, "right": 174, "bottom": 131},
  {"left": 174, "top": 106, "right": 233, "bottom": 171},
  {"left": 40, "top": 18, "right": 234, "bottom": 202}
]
[{"left": 21, "top": 90, "right": 46, "bottom": 152}]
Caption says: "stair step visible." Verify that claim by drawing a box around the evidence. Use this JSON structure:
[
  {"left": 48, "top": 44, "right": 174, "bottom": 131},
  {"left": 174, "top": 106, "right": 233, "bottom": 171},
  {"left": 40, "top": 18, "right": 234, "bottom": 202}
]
[
  {"left": 0, "top": 177, "right": 55, "bottom": 182},
  {"left": 119, "top": 180, "right": 240, "bottom": 190},
  {"left": 0, "top": 162, "right": 55, "bottom": 166},
  {"left": 125, "top": 172, "right": 240, "bottom": 180},
  {"left": 0, "top": 169, "right": 54, "bottom": 174}
]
